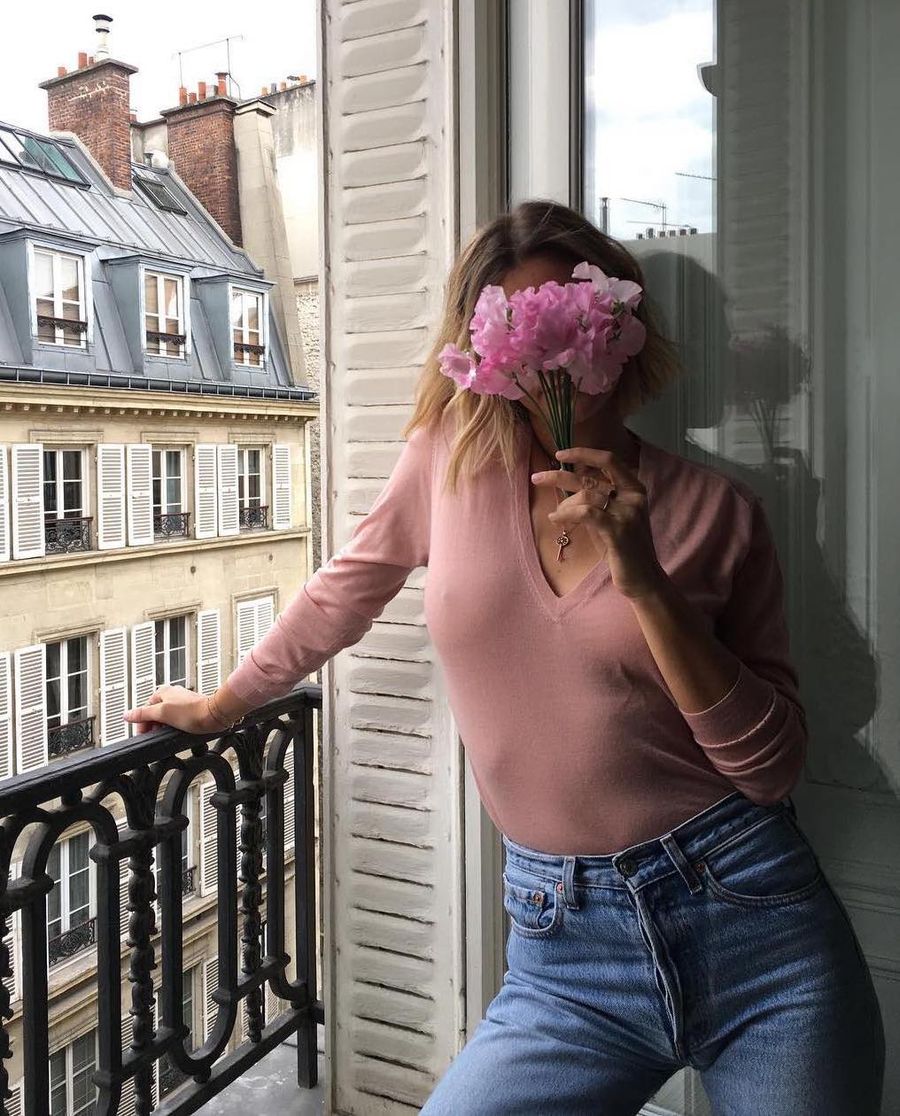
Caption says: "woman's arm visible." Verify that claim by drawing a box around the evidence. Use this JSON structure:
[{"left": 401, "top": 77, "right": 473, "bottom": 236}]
[{"left": 629, "top": 493, "right": 808, "bottom": 805}]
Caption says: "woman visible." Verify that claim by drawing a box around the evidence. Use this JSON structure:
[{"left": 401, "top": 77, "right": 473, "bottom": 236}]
[{"left": 124, "top": 201, "right": 885, "bottom": 1114}]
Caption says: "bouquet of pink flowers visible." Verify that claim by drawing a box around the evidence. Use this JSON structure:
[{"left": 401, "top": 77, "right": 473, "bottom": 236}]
[{"left": 438, "top": 261, "right": 647, "bottom": 471}]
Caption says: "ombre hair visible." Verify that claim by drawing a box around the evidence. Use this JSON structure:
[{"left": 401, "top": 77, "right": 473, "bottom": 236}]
[{"left": 404, "top": 198, "right": 683, "bottom": 494}]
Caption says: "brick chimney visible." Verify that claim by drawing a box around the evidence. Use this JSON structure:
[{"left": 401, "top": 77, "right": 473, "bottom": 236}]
[
  {"left": 39, "top": 15, "right": 136, "bottom": 192},
  {"left": 161, "top": 80, "right": 242, "bottom": 245}
]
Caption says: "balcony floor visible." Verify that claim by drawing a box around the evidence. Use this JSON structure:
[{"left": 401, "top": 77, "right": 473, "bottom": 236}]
[{"left": 204, "top": 1032, "right": 325, "bottom": 1114}]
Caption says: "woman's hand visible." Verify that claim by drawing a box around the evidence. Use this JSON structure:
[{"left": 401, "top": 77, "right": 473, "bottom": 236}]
[
  {"left": 124, "top": 684, "right": 221, "bottom": 736},
  {"left": 531, "top": 445, "right": 665, "bottom": 600}
]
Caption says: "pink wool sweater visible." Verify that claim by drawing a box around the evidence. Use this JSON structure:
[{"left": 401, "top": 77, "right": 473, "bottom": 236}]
[{"left": 227, "top": 418, "right": 808, "bottom": 855}]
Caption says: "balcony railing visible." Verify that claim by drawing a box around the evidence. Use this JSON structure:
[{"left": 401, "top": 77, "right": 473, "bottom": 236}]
[
  {"left": 44, "top": 515, "right": 93, "bottom": 554},
  {"left": 48, "top": 715, "right": 96, "bottom": 759},
  {"left": 239, "top": 505, "right": 269, "bottom": 530},
  {"left": 181, "top": 865, "right": 196, "bottom": 896},
  {"left": 0, "top": 683, "right": 322, "bottom": 1115},
  {"left": 153, "top": 511, "right": 191, "bottom": 539},
  {"left": 48, "top": 915, "right": 97, "bottom": 966}
]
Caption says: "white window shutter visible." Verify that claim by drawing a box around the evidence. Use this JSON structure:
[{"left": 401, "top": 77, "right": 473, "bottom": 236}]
[
  {"left": 129, "top": 622, "right": 156, "bottom": 732},
  {"left": 118, "top": 820, "right": 131, "bottom": 945},
  {"left": 216, "top": 445, "right": 239, "bottom": 537},
  {"left": 196, "top": 609, "right": 221, "bottom": 696},
  {"left": 2, "top": 864, "right": 21, "bottom": 1005},
  {"left": 11, "top": 444, "right": 44, "bottom": 560},
  {"left": 99, "top": 628, "right": 129, "bottom": 746},
  {"left": 0, "top": 445, "right": 10, "bottom": 563},
  {"left": 98, "top": 444, "right": 127, "bottom": 551},
  {"left": 200, "top": 778, "right": 218, "bottom": 896},
  {"left": 5, "top": 1081, "right": 22, "bottom": 1116},
  {"left": 13, "top": 644, "right": 47, "bottom": 772},
  {"left": 0, "top": 652, "right": 13, "bottom": 780},
  {"left": 271, "top": 444, "right": 291, "bottom": 530},
  {"left": 193, "top": 445, "right": 218, "bottom": 539},
  {"left": 283, "top": 743, "right": 295, "bottom": 853},
  {"left": 203, "top": 957, "right": 219, "bottom": 1040},
  {"left": 235, "top": 601, "right": 257, "bottom": 667},
  {"left": 126, "top": 444, "right": 154, "bottom": 547},
  {"left": 256, "top": 596, "right": 275, "bottom": 640},
  {"left": 120, "top": 1009, "right": 137, "bottom": 1116}
]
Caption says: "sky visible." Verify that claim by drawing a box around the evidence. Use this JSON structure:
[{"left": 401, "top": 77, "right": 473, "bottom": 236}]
[{"left": 0, "top": 1, "right": 318, "bottom": 132}]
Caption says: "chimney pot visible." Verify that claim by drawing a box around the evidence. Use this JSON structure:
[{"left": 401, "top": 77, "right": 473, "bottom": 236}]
[
  {"left": 93, "top": 13, "right": 112, "bottom": 61},
  {"left": 198, "top": 80, "right": 207, "bottom": 99},
  {"left": 216, "top": 71, "right": 228, "bottom": 95},
  {"left": 78, "top": 51, "right": 88, "bottom": 69},
  {"left": 88, "top": 55, "right": 95, "bottom": 65},
  {"left": 260, "top": 85, "right": 268, "bottom": 95},
  {"left": 270, "top": 82, "right": 277, "bottom": 94},
  {"left": 129, "top": 110, "right": 137, "bottom": 122},
  {"left": 178, "top": 85, "right": 188, "bottom": 106},
  {"left": 279, "top": 81, "right": 286, "bottom": 91},
  {"left": 188, "top": 91, "right": 197, "bottom": 104},
  {"left": 300, "top": 73, "right": 307, "bottom": 83},
  {"left": 57, "top": 66, "right": 67, "bottom": 77}
]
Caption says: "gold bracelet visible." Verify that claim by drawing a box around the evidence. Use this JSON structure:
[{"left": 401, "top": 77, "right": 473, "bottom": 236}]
[{"left": 206, "top": 693, "right": 238, "bottom": 732}]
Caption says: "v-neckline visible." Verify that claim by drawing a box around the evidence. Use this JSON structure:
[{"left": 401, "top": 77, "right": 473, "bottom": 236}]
[{"left": 513, "top": 420, "right": 654, "bottom": 621}]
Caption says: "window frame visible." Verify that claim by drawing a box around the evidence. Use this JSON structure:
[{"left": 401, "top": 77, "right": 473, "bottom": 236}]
[
  {"left": 152, "top": 446, "right": 185, "bottom": 516},
  {"left": 47, "top": 831, "right": 95, "bottom": 942},
  {"left": 42, "top": 446, "right": 87, "bottom": 522},
  {"left": 45, "top": 634, "right": 91, "bottom": 732},
  {"left": 229, "top": 285, "right": 268, "bottom": 369},
  {"left": 142, "top": 268, "right": 190, "bottom": 359},
  {"left": 0, "top": 126, "right": 88, "bottom": 187},
  {"left": 237, "top": 446, "right": 266, "bottom": 512},
  {"left": 154, "top": 614, "right": 190, "bottom": 689},
  {"left": 28, "top": 242, "right": 92, "bottom": 349},
  {"left": 49, "top": 1028, "right": 97, "bottom": 1115}
]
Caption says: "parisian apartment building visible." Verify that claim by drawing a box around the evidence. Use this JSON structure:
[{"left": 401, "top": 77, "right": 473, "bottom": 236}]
[{"left": 0, "top": 37, "right": 319, "bottom": 1112}]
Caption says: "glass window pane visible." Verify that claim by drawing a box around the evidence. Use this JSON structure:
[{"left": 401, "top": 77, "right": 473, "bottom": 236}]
[
  {"left": 60, "top": 256, "right": 79, "bottom": 304},
  {"left": 248, "top": 298, "right": 259, "bottom": 331},
  {"left": 35, "top": 251, "right": 54, "bottom": 300},
  {"left": 47, "top": 675, "right": 61, "bottom": 721},
  {"left": 163, "top": 277, "right": 179, "bottom": 319},
  {"left": 49, "top": 1050, "right": 67, "bottom": 1114},
  {"left": 62, "top": 450, "right": 82, "bottom": 481},
  {"left": 145, "top": 273, "right": 159, "bottom": 314},
  {"left": 70, "top": 832, "right": 90, "bottom": 871}
]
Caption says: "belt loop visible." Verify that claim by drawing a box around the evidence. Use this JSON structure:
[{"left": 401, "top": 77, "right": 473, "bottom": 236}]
[
  {"left": 785, "top": 795, "right": 798, "bottom": 820},
  {"left": 561, "top": 855, "right": 579, "bottom": 909},
  {"left": 659, "top": 833, "right": 703, "bottom": 895}
]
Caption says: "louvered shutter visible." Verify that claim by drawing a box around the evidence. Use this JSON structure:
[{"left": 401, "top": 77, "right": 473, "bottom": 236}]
[
  {"left": 271, "top": 444, "right": 292, "bottom": 530},
  {"left": 216, "top": 445, "right": 239, "bottom": 537},
  {"left": 99, "top": 628, "right": 129, "bottom": 746},
  {"left": 2, "top": 863, "right": 21, "bottom": 1005},
  {"left": 235, "top": 601, "right": 257, "bottom": 667},
  {"left": 11, "top": 444, "right": 44, "bottom": 560},
  {"left": 0, "top": 653, "right": 12, "bottom": 780},
  {"left": 256, "top": 596, "right": 275, "bottom": 639},
  {"left": 203, "top": 957, "right": 218, "bottom": 1040},
  {"left": 118, "top": 820, "right": 131, "bottom": 946},
  {"left": 129, "top": 623, "right": 156, "bottom": 733},
  {"left": 196, "top": 610, "right": 221, "bottom": 696},
  {"left": 193, "top": 445, "right": 218, "bottom": 539},
  {"left": 120, "top": 1009, "right": 137, "bottom": 1116},
  {"left": 126, "top": 444, "right": 154, "bottom": 547},
  {"left": 13, "top": 644, "right": 47, "bottom": 772},
  {"left": 97, "top": 445, "right": 127, "bottom": 550},
  {"left": 0, "top": 445, "right": 10, "bottom": 563},
  {"left": 5, "top": 1081, "right": 22, "bottom": 1116},
  {"left": 283, "top": 743, "right": 295, "bottom": 853},
  {"left": 199, "top": 778, "right": 217, "bottom": 896}
]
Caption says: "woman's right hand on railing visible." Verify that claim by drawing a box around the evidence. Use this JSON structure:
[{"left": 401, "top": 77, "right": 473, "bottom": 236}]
[{"left": 124, "top": 684, "right": 234, "bottom": 736}]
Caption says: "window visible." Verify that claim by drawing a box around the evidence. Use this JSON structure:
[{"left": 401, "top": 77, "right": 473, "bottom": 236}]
[
  {"left": 237, "top": 447, "right": 267, "bottom": 529},
  {"left": 231, "top": 289, "right": 265, "bottom": 367},
  {"left": 42, "top": 447, "right": 92, "bottom": 553},
  {"left": 48, "top": 833, "right": 94, "bottom": 964},
  {"left": 144, "top": 271, "right": 186, "bottom": 357},
  {"left": 50, "top": 1030, "right": 97, "bottom": 1115},
  {"left": 33, "top": 247, "right": 88, "bottom": 347},
  {"left": 152, "top": 448, "right": 188, "bottom": 538},
  {"left": 133, "top": 171, "right": 188, "bottom": 215},
  {"left": 157, "top": 970, "right": 194, "bottom": 1096},
  {"left": 0, "top": 126, "right": 85, "bottom": 184},
  {"left": 46, "top": 637, "right": 93, "bottom": 757},
  {"left": 155, "top": 616, "right": 188, "bottom": 688}
]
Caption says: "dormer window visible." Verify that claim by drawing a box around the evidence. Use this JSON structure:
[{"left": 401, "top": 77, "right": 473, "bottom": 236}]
[
  {"left": 33, "top": 246, "right": 88, "bottom": 347},
  {"left": 231, "top": 288, "right": 266, "bottom": 367},
  {"left": 144, "top": 270, "right": 186, "bottom": 358}
]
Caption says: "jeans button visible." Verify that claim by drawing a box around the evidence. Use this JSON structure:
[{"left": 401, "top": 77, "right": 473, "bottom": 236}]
[{"left": 618, "top": 857, "right": 637, "bottom": 877}]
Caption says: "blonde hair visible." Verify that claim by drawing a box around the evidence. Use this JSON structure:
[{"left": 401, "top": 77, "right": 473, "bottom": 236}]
[{"left": 404, "top": 198, "right": 684, "bottom": 494}]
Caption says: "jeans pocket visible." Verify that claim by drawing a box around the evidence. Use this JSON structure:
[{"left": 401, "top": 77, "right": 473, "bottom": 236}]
[
  {"left": 502, "top": 870, "right": 564, "bottom": 939},
  {"left": 695, "top": 811, "right": 826, "bottom": 908}
]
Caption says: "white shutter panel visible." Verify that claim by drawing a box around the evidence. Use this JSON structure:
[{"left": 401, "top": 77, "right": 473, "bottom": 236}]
[
  {"left": 0, "top": 445, "right": 10, "bottom": 563},
  {"left": 271, "top": 444, "right": 292, "bottom": 530},
  {"left": 283, "top": 742, "right": 295, "bottom": 853},
  {"left": 99, "top": 628, "right": 129, "bottom": 746},
  {"left": 2, "top": 864, "right": 21, "bottom": 1005},
  {"left": 196, "top": 610, "right": 221, "bottom": 696},
  {"left": 126, "top": 444, "right": 154, "bottom": 547},
  {"left": 200, "top": 778, "right": 218, "bottom": 896},
  {"left": 129, "top": 622, "right": 156, "bottom": 733},
  {"left": 13, "top": 644, "right": 47, "bottom": 772},
  {"left": 216, "top": 445, "right": 239, "bottom": 537},
  {"left": 203, "top": 957, "right": 218, "bottom": 1040},
  {"left": 256, "top": 596, "right": 275, "bottom": 640},
  {"left": 11, "top": 444, "right": 44, "bottom": 560},
  {"left": 0, "top": 653, "right": 12, "bottom": 780},
  {"left": 119, "top": 820, "right": 131, "bottom": 945},
  {"left": 193, "top": 445, "right": 218, "bottom": 539},
  {"left": 235, "top": 601, "right": 257, "bottom": 667},
  {"left": 5, "top": 1081, "right": 22, "bottom": 1116},
  {"left": 97, "top": 445, "right": 127, "bottom": 550},
  {"left": 120, "top": 1010, "right": 137, "bottom": 1116}
]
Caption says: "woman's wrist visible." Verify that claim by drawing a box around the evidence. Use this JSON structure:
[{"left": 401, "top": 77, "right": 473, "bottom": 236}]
[{"left": 205, "top": 689, "right": 242, "bottom": 731}]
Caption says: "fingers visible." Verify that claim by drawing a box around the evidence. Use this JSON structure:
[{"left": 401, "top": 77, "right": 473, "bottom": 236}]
[{"left": 554, "top": 446, "right": 644, "bottom": 491}]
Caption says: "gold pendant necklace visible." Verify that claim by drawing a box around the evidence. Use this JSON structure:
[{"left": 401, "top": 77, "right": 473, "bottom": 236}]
[{"left": 535, "top": 440, "right": 573, "bottom": 563}]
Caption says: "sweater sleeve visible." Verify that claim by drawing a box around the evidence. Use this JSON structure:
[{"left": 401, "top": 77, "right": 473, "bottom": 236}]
[
  {"left": 677, "top": 493, "right": 808, "bottom": 805},
  {"left": 226, "top": 424, "right": 434, "bottom": 708}
]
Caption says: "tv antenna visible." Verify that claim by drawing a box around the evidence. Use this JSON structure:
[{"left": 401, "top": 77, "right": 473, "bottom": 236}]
[{"left": 173, "top": 34, "right": 244, "bottom": 99}]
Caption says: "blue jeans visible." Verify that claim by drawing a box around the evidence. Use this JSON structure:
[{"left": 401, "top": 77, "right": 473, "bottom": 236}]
[{"left": 421, "top": 791, "right": 885, "bottom": 1115}]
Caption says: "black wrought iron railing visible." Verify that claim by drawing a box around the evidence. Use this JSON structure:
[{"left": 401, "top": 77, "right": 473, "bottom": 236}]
[
  {"left": 0, "top": 683, "right": 322, "bottom": 1115},
  {"left": 48, "top": 915, "right": 96, "bottom": 966},
  {"left": 181, "top": 865, "right": 196, "bottom": 897},
  {"left": 153, "top": 511, "right": 191, "bottom": 540},
  {"left": 239, "top": 505, "right": 269, "bottom": 530},
  {"left": 48, "top": 716, "right": 96, "bottom": 759},
  {"left": 44, "top": 515, "right": 93, "bottom": 554}
]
